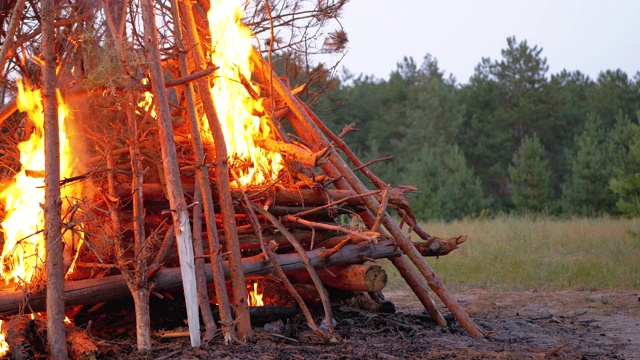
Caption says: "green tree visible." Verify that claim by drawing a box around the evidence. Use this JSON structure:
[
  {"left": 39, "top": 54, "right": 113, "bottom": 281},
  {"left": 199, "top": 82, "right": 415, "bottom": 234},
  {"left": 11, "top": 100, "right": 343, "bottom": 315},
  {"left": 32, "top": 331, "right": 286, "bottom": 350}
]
[
  {"left": 561, "top": 113, "right": 617, "bottom": 216},
  {"left": 459, "top": 36, "right": 552, "bottom": 211},
  {"left": 508, "top": 134, "right": 554, "bottom": 213},
  {"left": 609, "top": 112, "right": 640, "bottom": 217},
  {"left": 406, "top": 144, "right": 485, "bottom": 221},
  {"left": 458, "top": 65, "right": 511, "bottom": 209},
  {"left": 587, "top": 69, "right": 640, "bottom": 125}
]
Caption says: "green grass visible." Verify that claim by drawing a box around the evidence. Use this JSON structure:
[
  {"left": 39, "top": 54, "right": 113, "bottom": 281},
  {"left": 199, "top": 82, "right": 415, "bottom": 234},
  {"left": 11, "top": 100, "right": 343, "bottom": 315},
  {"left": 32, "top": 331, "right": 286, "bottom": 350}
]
[{"left": 383, "top": 216, "right": 640, "bottom": 291}]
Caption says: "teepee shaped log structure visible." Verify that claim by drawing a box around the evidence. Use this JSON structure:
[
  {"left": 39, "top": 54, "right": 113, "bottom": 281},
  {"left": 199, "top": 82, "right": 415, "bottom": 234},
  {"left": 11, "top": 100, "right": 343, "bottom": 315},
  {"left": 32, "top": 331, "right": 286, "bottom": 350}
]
[{"left": 0, "top": 0, "right": 482, "bottom": 356}]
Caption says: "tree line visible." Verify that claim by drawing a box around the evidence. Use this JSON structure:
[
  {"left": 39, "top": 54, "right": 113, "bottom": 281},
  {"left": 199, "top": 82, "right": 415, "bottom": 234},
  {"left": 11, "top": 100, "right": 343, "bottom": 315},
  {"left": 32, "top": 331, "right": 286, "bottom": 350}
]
[{"left": 313, "top": 36, "right": 640, "bottom": 221}]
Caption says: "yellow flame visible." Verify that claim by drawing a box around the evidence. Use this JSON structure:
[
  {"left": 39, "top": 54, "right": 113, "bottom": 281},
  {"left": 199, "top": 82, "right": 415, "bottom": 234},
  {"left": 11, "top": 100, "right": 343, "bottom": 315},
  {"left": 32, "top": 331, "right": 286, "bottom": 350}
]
[
  {"left": 205, "top": 0, "right": 282, "bottom": 186},
  {"left": 0, "top": 80, "right": 84, "bottom": 285},
  {"left": 247, "top": 282, "right": 264, "bottom": 307},
  {"left": 0, "top": 320, "right": 7, "bottom": 357}
]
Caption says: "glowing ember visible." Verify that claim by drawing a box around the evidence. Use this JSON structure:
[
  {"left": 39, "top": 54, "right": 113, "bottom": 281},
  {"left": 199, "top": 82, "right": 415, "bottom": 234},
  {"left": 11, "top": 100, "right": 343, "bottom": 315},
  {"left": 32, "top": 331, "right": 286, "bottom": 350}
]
[
  {"left": 0, "top": 320, "right": 7, "bottom": 357},
  {"left": 0, "top": 80, "right": 84, "bottom": 286},
  {"left": 247, "top": 282, "right": 264, "bottom": 307},
  {"left": 205, "top": 0, "right": 283, "bottom": 186}
]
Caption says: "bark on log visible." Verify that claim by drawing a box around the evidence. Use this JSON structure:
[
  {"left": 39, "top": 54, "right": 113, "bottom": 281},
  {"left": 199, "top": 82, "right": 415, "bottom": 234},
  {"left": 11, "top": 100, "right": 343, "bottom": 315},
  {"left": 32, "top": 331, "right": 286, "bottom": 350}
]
[
  {"left": 2, "top": 315, "right": 39, "bottom": 360},
  {"left": 0, "top": 240, "right": 399, "bottom": 316},
  {"left": 413, "top": 235, "right": 467, "bottom": 257},
  {"left": 67, "top": 327, "right": 98, "bottom": 360},
  {"left": 113, "top": 183, "right": 407, "bottom": 208},
  {"left": 288, "top": 264, "right": 387, "bottom": 292}
]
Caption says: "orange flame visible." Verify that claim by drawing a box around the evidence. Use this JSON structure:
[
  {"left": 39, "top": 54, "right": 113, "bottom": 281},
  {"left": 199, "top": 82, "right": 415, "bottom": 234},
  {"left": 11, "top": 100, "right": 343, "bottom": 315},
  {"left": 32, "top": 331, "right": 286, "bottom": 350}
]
[
  {"left": 247, "top": 282, "right": 264, "bottom": 307},
  {"left": 205, "top": 0, "right": 283, "bottom": 186},
  {"left": 0, "top": 80, "right": 84, "bottom": 286}
]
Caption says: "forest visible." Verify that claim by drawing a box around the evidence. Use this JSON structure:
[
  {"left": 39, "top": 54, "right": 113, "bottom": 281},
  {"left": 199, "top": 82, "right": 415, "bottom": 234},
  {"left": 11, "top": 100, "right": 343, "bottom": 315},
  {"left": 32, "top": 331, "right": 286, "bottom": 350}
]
[{"left": 312, "top": 36, "right": 640, "bottom": 221}]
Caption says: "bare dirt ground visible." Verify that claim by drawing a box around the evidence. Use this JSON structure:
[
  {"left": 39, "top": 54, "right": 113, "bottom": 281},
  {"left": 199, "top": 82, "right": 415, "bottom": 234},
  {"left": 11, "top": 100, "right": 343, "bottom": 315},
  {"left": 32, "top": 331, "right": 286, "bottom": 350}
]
[{"left": 93, "top": 288, "right": 639, "bottom": 359}]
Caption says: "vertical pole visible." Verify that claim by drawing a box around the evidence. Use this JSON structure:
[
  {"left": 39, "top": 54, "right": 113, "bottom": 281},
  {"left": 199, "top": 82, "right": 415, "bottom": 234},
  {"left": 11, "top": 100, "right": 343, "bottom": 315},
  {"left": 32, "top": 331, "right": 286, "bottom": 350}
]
[
  {"left": 42, "top": 0, "right": 68, "bottom": 357},
  {"left": 140, "top": 0, "right": 201, "bottom": 347}
]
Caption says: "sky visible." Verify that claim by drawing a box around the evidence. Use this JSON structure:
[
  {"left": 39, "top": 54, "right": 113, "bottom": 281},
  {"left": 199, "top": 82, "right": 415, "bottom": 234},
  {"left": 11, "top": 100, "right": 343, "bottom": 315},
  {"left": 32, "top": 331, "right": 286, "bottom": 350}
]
[{"left": 332, "top": 1, "right": 640, "bottom": 84}]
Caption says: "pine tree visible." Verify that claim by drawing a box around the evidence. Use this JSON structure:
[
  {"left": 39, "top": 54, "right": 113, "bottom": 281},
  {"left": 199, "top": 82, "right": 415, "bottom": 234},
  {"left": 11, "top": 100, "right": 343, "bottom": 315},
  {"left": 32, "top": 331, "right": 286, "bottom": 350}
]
[
  {"left": 609, "top": 112, "right": 640, "bottom": 217},
  {"left": 508, "top": 134, "right": 554, "bottom": 213},
  {"left": 561, "top": 113, "right": 617, "bottom": 216},
  {"left": 406, "top": 144, "right": 484, "bottom": 221}
]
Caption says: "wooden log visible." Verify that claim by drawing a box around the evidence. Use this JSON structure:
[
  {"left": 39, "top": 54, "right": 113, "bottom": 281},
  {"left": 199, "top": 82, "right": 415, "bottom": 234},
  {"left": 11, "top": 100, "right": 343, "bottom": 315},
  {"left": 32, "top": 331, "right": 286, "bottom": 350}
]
[
  {"left": 0, "top": 239, "right": 399, "bottom": 316},
  {"left": 66, "top": 327, "right": 98, "bottom": 360},
  {"left": 413, "top": 235, "right": 467, "bottom": 257},
  {"left": 1, "top": 315, "right": 40, "bottom": 360},
  {"left": 113, "top": 182, "right": 408, "bottom": 208},
  {"left": 288, "top": 264, "right": 387, "bottom": 292}
]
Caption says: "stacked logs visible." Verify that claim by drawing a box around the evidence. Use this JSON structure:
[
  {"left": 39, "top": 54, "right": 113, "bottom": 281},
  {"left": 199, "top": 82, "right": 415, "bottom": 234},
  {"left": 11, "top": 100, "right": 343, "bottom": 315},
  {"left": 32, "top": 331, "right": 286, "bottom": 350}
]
[
  {"left": 0, "top": 4, "right": 482, "bottom": 356},
  {"left": 0, "top": 49, "right": 478, "bottom": 353}
]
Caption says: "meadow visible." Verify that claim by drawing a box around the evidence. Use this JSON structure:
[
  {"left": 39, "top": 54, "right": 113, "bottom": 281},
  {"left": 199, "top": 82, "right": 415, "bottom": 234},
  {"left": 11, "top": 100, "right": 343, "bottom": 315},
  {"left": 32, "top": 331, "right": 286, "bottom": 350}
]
[{"left": 383, "top": 216, "right": 640, "bottom": 291}]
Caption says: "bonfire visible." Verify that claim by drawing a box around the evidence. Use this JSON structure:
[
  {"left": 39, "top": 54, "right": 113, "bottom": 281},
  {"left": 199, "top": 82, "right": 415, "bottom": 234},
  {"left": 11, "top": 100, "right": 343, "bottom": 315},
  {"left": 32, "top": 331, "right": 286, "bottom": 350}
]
[{"left": 0, "top": 0, "right": 479, "bottom": 358}]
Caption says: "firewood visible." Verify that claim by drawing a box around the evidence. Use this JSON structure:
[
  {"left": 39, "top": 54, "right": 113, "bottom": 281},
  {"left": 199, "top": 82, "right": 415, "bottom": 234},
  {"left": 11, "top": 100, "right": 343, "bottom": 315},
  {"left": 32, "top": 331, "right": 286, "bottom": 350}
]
[
  {"left": 288, "top": 264, "right": 388, "bottom": 292},
  {"left": 250, "top": 49, "right": 484, "bottom": 338},
  {"left": 1, "top": 315, "right": 41, "bottom": 360},
  {"left": 413, "top": 235, "right": 467, "bottom": 257},
  {"left": 141, "top": 0, "right": 201, "bottom": 347},
  {"left": 66, "top": 327, "right": 98, "bottom": 360},
  {"left": 0, "top": 240, "right": 400, "bottom": 316},
  {"left": 113, "top": 182, "right": 410, "bottom": 208}
]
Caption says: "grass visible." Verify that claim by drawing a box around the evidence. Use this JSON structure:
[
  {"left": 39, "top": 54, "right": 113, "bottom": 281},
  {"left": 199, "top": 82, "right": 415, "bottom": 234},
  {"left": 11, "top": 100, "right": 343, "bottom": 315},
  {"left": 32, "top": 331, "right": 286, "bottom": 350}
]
[{"left": 382, "top": 215, "right": 640, "bottom": 291}]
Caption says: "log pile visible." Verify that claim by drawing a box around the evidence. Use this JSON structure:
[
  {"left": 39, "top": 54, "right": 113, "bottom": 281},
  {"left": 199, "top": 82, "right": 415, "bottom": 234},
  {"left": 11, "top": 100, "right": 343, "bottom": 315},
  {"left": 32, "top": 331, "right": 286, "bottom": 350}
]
[{"left": 0, "top": 0, "right": 481, "bottom": 357}]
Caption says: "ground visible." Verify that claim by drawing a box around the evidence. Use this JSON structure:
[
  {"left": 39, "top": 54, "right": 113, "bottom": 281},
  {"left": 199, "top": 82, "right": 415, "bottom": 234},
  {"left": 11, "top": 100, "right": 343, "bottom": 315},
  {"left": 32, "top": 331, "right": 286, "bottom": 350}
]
[{"left": 90, "top": 288, "right": 639, "bottom": 359}]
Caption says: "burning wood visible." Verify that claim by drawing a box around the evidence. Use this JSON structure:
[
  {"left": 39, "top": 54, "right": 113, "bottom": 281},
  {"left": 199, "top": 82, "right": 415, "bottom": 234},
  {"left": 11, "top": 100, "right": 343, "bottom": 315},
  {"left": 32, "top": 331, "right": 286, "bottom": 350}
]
[{"left": 0, "top": 0, "right": 477, "bottom": 356}]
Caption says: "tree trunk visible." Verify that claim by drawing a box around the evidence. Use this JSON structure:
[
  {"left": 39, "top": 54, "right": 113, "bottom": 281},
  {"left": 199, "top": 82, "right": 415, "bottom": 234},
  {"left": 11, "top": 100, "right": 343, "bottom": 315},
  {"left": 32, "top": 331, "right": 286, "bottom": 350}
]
[
  {"left": 140, "top": 0, "right": 200, "bottom": 348},
  {"left": 130, "top": 287, "right": 151, "bottom": 354},
  {"left": 42, "top": 0, "right": 67, "bottom": 357},
  {"left": 126, "top": 95, "right": 152, "bottom": 350}
]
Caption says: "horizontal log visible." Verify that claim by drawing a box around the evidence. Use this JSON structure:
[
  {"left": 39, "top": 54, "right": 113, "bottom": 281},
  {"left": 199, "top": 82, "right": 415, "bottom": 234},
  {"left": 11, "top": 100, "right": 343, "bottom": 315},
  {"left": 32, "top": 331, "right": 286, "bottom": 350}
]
[
  {"left": 0, "top": 239, "right": 400, "bottom": 315},
  {"left": 288, "top": 264, "right": 388, "bottom": 292},
  {"left": 112, "top": 182, "right": 410, "bottom": 208}
]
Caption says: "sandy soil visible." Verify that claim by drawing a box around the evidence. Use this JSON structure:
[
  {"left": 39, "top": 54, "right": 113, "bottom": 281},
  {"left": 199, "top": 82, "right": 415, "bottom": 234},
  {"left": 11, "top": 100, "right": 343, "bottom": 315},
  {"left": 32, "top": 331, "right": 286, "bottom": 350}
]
[{"left": 90, "top": 288, "right": 640, "bottom": 359}]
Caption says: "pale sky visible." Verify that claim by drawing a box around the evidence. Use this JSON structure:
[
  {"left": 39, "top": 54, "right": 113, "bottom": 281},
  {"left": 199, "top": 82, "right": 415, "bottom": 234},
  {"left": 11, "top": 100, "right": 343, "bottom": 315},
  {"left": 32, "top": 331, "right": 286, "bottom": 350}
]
[{"left": 333, "top": 1, "right": 640, "bottom": 83}]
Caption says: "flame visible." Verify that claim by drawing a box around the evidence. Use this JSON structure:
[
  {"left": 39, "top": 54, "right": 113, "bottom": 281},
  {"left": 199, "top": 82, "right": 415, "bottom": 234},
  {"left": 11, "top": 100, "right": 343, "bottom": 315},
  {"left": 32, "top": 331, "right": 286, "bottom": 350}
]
[
  {"left": 0, "top": 320, "right": 7, "bottom": 357},
  {"left": 0, "top": 80, "right": 84, "bottom": 286},
  {"left": 247, "top": 282, "right": 264, "bottom": 307},
  {"left": 205, "top": 0, "right": 283, "bottom": 186}
]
